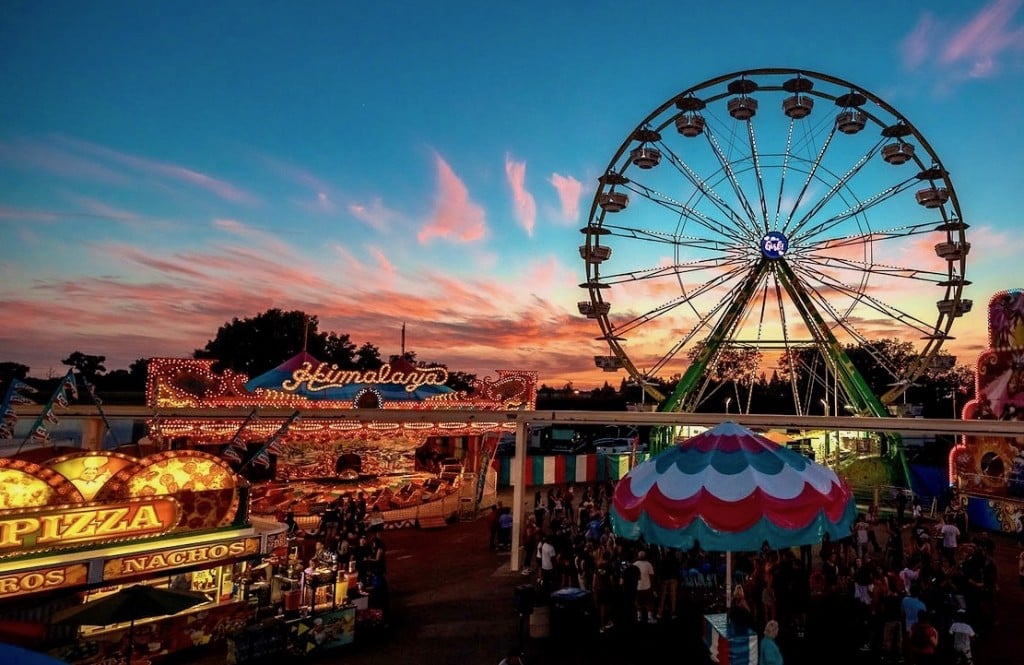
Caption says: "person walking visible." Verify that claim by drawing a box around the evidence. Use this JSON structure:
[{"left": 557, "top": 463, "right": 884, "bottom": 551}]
[
  {"left": 759, "top": 619, "right": 784, "bottom": 665},
  {"left": 948, "top": 609, "right": 976, "bottom": 665}
]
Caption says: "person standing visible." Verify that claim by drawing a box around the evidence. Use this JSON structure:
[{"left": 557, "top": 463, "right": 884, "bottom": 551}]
[
  {"left": 759, "top": 619, "right": 784, "bottom": 665},
  {"left": 655, "top": 548, "right": 681, "bottom": 621},
  {"left": 948, "top": 609, "right": 976, "bottom": 665},
  {"left": 593, "top": 550, "right": 616, "bottom": 632},
  {"left": 908, "top": 610, "right": 939, "bottom": 665},
  {"left": 537, "top": 533, "right": 557, "bottom": 597},
  {"left": 938, "top": 517, "right": 961, "bottom": 565},
  {"left": 632, "top": 550, "right": 656, "bottom": 624}
]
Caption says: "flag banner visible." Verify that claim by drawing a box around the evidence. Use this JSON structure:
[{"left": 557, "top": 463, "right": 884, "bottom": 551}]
[
  {"left": 252, "top": 449, "right": 271, "bottom": 468},
  {"left": 264, "top": 412, "right": 300, "bottom": 456},
  {"left": 2, "top": 406, "right": 16, "bottom": 423},
  {"left": 85, "top": 381, "right": 102, "bottom": 405},
  {"left": 30, "top": 424, "right": 50, "bottom": 442},
  {"left": 229, "top": 410, "right": 259, "bottom": 450},
  {"left": 0, "top": 425, "right": 12, "bottom": 439},
  {"left": 54, "top": 391, "right": 69, "bottom": 408},
  {"left": 44, "top": 407, "right": 60, "bottom": 425},
  {"left": 8, "top": 393, "right": 34, "bottom": 405},
  {"left": 62, "top": 373, "right": 78, "bottom": 400},
  {"left": 221, "top": 446, "right": 242, "bottom": 463},
  {"left": 10, "top": 379, "right": 38, "bottom": 396}
]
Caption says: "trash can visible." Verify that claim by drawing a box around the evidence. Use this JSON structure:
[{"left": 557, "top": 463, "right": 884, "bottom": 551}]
[
  {"left": 514, "top": 584, "right": 535, "bottom": 615},
  {"left": 549, "top": 587, "right": 593, "bottom": 638}
]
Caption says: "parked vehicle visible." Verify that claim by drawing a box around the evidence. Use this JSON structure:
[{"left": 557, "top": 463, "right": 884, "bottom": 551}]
[{"left": 593, "top": 428, "right": 646, "bottom": 454}]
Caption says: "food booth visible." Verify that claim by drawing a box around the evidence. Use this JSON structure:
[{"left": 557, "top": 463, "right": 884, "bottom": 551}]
[{"left": 0, "top": 449, "right": 285, "bottom": 663}]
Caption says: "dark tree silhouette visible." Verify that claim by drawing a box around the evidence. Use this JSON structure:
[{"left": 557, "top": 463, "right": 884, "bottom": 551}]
[
  {"left": 354, "top": 342, "right": 383, "bottom": 370},
  {"left": 61, "top": 351, "right": 106, "bottom": 379}
]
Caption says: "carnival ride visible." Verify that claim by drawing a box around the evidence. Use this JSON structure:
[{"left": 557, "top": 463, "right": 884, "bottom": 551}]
[{"left": 579, "top": 69, "right": 971, "bottom": 482}]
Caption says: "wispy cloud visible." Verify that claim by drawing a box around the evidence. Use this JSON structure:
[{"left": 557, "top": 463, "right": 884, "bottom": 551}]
[
  {"left": 901, "top": 12, "right": 937, "bottom": 70},
  {"left": 256, "top": 153, "right": 339, "bottom": 214},
  {"left": 550, "top": 173, "right": 584, "bottom": 222},
  {"left": 901, "top": 1, "right": 1024, "bottom": 85},
  {"left": 943, "top": 0, "right": 1024, "bottom": 77},
  {"left": 504, "top": 154, "right": 536, "bottom": 236},
  {"left": 0, "top": 138, "right": 130, "bottom": 185},
  {"left": 348, "top": 197, "right": 401, "bottom": 232},
  {"left": 54, "top": 135, "right": 259, "bottom": 205},
  {"left": 417, "top": 152, "right": 486, "bottom": 244}
]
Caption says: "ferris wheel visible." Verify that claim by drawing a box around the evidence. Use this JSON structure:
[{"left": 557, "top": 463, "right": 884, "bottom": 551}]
[{"left": 579, "top": 68, "right": 971, "bottom": 416}]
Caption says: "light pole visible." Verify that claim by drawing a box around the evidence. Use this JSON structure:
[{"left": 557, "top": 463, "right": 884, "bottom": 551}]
[
  {"left": 725, "top": 396, "right": 732, "bottom": 415},
  {"left": 820, "top": 398, "right": 830, "bottom": 463}
]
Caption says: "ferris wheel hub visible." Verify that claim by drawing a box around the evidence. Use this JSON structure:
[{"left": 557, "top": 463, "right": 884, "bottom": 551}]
[{"left": 760, "top": 231, "right": 789, "bottom": 259}]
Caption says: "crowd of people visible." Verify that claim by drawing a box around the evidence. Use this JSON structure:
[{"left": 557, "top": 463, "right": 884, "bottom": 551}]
[{"left": 502, "top": 483, "right": 1002, "bottom": 665}]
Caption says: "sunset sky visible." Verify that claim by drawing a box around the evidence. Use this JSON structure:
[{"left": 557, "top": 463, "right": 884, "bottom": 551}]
[{"left": 2, "top": 1, "right": 1023, "bottom": 390}]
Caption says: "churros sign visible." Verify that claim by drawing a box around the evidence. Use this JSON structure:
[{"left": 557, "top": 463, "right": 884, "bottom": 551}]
[
  {"left": 0, "top": 563, "right": 89, "bottom": 599},
  {"left": 0, "top": 498, "right": 180, "bottom": 557}
]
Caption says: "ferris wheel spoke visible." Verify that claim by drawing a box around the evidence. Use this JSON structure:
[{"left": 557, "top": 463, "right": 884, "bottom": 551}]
[
  {"left": 785, "top": 136, "right": 887, "bottom": 239},
  {"left": 794, "top": 219, "right": 940, "bottom": 257},
  {"left": 653, "top": 142, "right": 755, "bottom": 242},
  {"left": 599, "top": 222, "right": 745, "bottom": 253},
  {"left": 608, "top": 261, "right": 753, "bottom": 338},
  {"left": 780, "top": 128, "right": 839, "bottom": 236},
  {"left": 791, "top": 262, "right": 940, "bottom": 336},
  {"left": 745, "top": 120, "right": 771, "bottom": 234},
  {"left": 771, "top": 120, "right": 800, "bottom": 232},
  {"left": 790, "top": 177, "right": 921, "bottom": 246},
  {"left": 594, "top": 255, "right": 750, "bottom": 287},
  {"left": 700, "top": 122, "right": 764, "bottom": 239},
  {"left": 616, "top": 181, "right": 750, "bottom": 245},
  {"left": 797, "top": 251, "right": 954, "bottom": 283}
]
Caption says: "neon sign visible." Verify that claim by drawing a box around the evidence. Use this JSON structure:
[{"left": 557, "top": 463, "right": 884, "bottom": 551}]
[
  {"left": 104, "top": 538, "right": 259, "bottom": 579},
  {"left": 0, "top": 563, "right": 88, "bottom": 598},
  {"left": 283, "top": 361, "right": 449, "bottom": 393},
  {"left": 0, "top": 498, "right": 180, "bottom": 555}
]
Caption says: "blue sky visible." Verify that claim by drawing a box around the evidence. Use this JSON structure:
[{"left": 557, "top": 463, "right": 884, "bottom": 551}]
[{"left": 1, "top": 1, "right": 1023, "bottom": 389}]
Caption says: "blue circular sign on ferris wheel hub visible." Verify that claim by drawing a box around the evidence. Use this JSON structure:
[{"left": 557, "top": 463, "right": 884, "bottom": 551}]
[{"left": 761, "top": 231, "right": 789, "bottom": 259}]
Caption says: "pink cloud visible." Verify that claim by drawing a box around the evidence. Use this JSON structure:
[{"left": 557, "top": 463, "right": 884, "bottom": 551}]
[
  {"left": 212, "top": 218, "right": 295, "bottom": 258},
  {"left": 369, "top": 246, "right": 395, "bottom": 275},
  {"left": 943, "top": 0, "right": 1024, "bottom": 76},
  {"left": 504, "top": 154, "right": 536, "bottom": 236},
  {"left": 550, "top": 173, "right": 584, "bottom": 222},
  {"left": 54, "top": 135, "right": 258, "bottom": 205},
  {"left": 901, "top": 12, "right": 937, "bottom": 70},
  {"left": 417, "top": 152, "right": 486, "bottom": 244},
  {"left": 901, "top": 1, "right": 1024, "bottom": 82}
]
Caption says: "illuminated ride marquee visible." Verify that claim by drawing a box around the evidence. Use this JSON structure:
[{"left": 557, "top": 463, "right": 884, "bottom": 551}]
[
  {"left": 0, "top": 450, "right": 244, "bottom": 561},
  {"left": 146, "top": 352, "right": 538, "bottom": 444},
  {"left": 949, "top": 288, "right": 1024, "bottom": 536}
]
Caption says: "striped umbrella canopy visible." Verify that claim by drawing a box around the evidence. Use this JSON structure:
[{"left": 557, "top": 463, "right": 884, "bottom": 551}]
[{"left": 611, "top": 421, "right": 856, "bottom": 552}]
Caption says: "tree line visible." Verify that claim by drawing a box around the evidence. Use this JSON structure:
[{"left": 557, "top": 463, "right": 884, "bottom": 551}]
[{"left": 0, "top": 309, "right": 477, "bottom": 403}]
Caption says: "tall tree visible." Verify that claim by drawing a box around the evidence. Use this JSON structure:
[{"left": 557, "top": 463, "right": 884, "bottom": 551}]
[
  {"left": 196, "top": 309, "right": 320, "bottom": 376},
  {"left": 62, "top": 351, "right": 106, "bottom": 380},
  {"left": 354, "top": 342, "right": 383, "bottom": 370}
]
